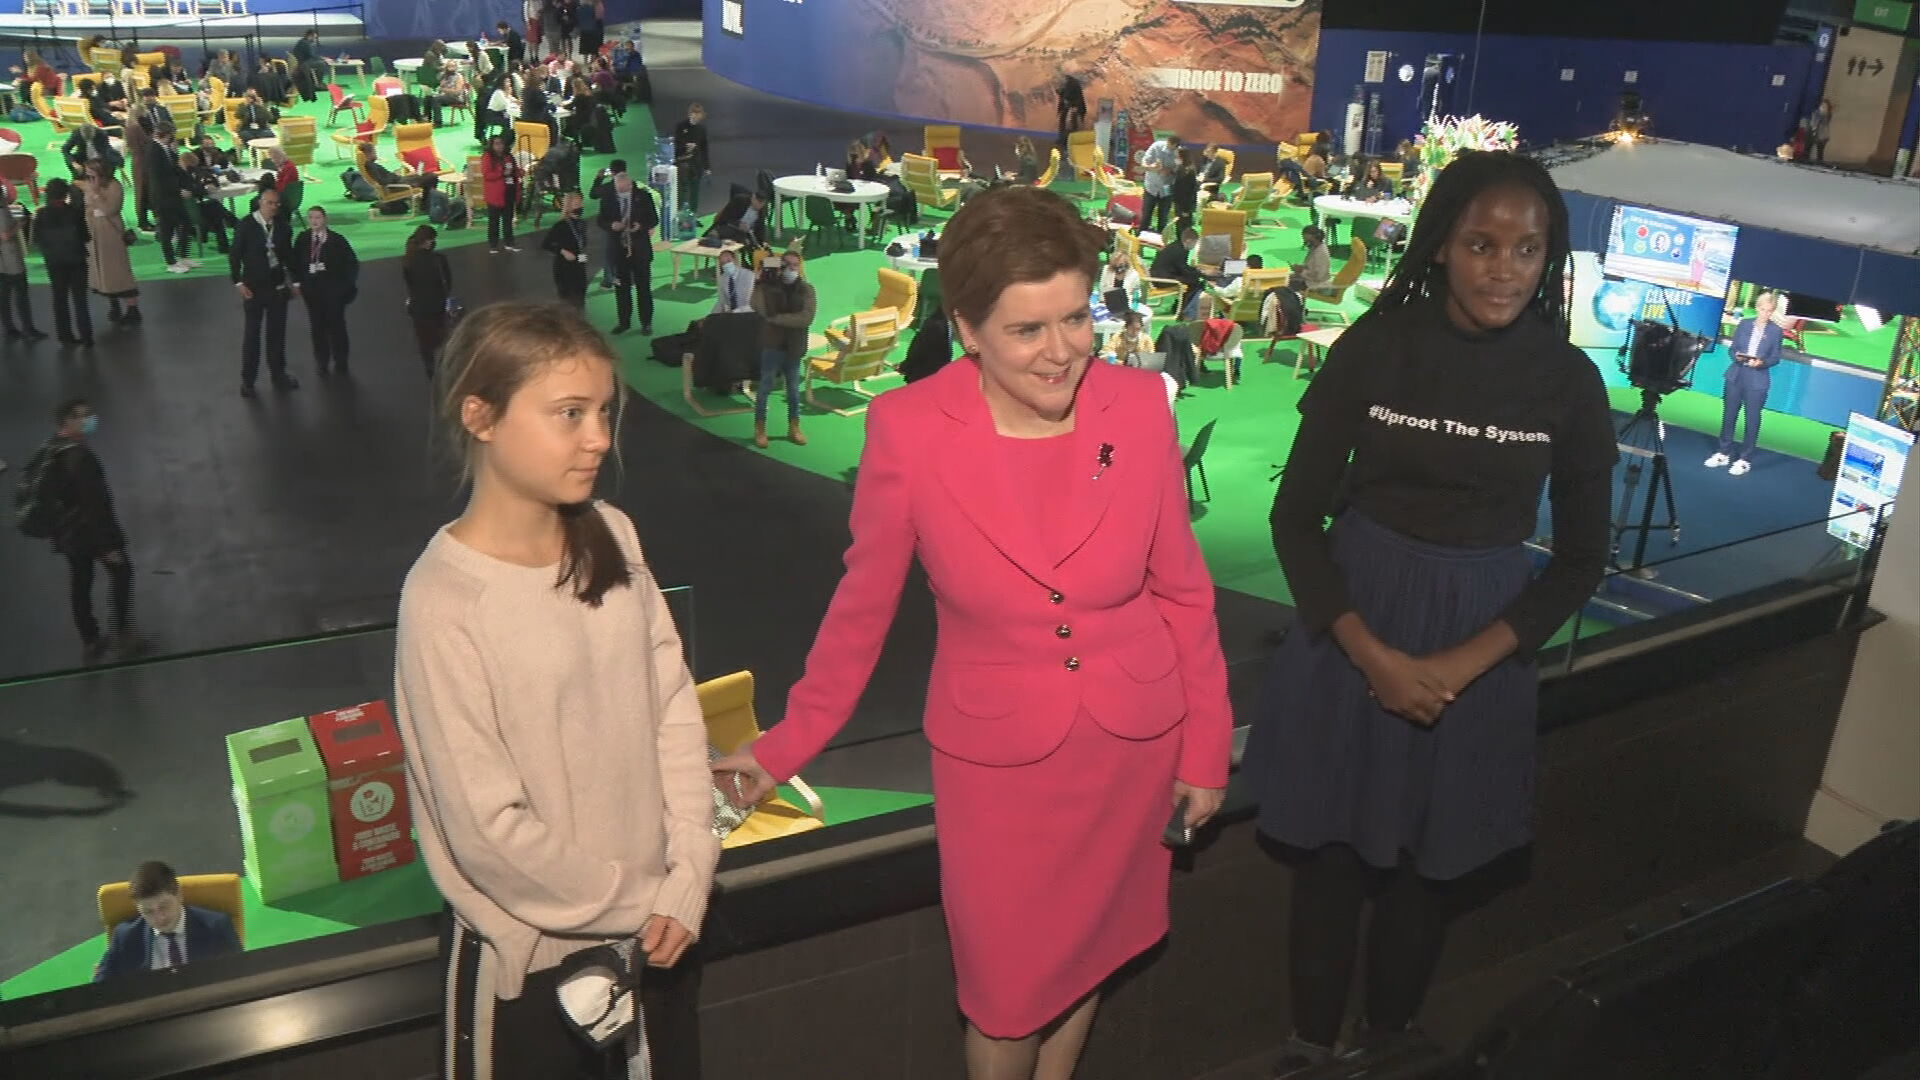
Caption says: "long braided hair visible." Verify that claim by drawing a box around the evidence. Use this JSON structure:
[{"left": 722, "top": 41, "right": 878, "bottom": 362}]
[{"left": 1362, "top": 150, "right": 1573, "bottom": 334}]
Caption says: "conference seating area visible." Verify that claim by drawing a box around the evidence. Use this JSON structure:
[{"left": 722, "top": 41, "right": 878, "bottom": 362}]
[{"left": 0, "top": 6, "right": 1912, "bottom": 1080}]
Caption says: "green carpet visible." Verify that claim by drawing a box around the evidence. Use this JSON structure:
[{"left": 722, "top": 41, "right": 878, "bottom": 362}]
[
  {"left": 0, "top": 784, "right": 932, "bottom": 1001},
  {"left": 620, "top": 186, "right": 1839, "bottom": 612},
  {"left": 11, "top": 87, "right": 637, "bottom": 286}
]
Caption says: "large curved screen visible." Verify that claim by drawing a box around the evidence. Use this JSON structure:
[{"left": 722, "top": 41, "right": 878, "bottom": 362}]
[{"left": 703, "top": 0, "right": 1324, "bottom": 145}]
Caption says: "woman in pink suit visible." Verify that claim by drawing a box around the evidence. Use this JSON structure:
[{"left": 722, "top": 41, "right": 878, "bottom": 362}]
[{"left": 715, "top": 185, "right": 1232, "bottom": 1079}]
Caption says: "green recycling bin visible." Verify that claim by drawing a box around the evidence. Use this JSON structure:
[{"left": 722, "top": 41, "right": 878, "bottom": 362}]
[{"left": 227, "top": 717, "right": 339, "bottom": 902}]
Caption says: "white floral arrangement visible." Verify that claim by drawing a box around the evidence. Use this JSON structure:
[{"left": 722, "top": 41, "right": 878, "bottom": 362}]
[{"left": 1410, "top": 115, "right": 1519, "bottom": 204}]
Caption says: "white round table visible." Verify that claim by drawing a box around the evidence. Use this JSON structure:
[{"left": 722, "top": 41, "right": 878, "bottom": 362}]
[
  {"left": 394, "top": 58, "right": 424, "bottom": 75},
  {"left": 1312, "top": 194, "right": 1415, "bottom": 224},
  {"left": 772, "top": 174, "right": 890, "bottom": 248},
  {"left": 214, "top": 180, "right": 257, "bottom": 212}
]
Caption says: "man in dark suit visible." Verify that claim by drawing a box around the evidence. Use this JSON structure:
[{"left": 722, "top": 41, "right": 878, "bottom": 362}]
[
  {"left": 496, "top": 21, "right": 525, "bottom": 66},
  {"left": 708, "top": 188, "right": 767, "bottom": 249},
  {"left": 1151, "top": 227, "right": 1207, "bottom": 321},
  {"left": 597, "top": 171, "right": 658, "bottom": 335},
  {"left": 1706, "top": 290, "right": 1785, "bottom": 477},
  {"left": 93, "top": 861, "right": 240, "bottom": 982},
  {"left": 288, "top": 206, "right": 358, "bottom": 377},
  {"left": 229, "top": 186, "right": 299, "bottom": 397}
]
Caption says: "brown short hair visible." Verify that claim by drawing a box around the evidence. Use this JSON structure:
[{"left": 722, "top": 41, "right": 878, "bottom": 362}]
[
  {"left": 937, "top": 186, "right": 1106, "bottom": 328},
  {"left": 129, "top": 861, "right": 179, "bottom": 901}
]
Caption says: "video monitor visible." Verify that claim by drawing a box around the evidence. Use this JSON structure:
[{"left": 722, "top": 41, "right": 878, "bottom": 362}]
[
  {"left": 1828, "top": 412, "right": 1913, "bottom": 550},
  {"left": 1603, "top": 205, "right": 1739, "bottom": 299}
]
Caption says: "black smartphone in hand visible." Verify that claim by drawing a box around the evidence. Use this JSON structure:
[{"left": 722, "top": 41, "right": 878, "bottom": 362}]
[{"left": 1163, "top": 796, "right": 1193, "bottom": 848}]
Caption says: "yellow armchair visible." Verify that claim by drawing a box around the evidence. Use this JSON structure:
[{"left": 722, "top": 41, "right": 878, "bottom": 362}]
[
  {"left": 921, "top": 123, "right": 964, "bottom": 178},
  {"left": 1195, "top": 207, "right": 1248, "bottom": 270},
  {"left": 900, "top": 153, "right": 958, "bottom": 212},
  {"left": 1208, "top": 265, "right": 1292, "bottom": 326},
  {"left": 513, "top": 119, "right": 551, "bottom": 160},
  {"left": 1222, "top": 172, "right": 1275, "bottom": 225},
  {"left": 807, "top": 307, "right": 901, "bottom": 416},
  {"left": 827, "top": 267, "right": 918, "bottom": 347},
  {"left": 1033, "top": 147, "right": 1061, "bottom": 188},
  {"left": 700, "top": 672, "right": 825, "bottom": 850},
  {"left": 393, "top": 121, "right": 434, "bottom": 159},
  {"left": 99, "top": 873, "right": 246, "bottom": 945}
]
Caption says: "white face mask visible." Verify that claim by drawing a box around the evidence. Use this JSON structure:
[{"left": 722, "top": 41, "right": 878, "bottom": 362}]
[{"left": 781, "top": 270, "right": 799, "bottom": 284}]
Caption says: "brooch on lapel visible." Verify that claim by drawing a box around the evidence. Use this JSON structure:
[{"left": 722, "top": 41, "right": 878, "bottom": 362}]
[{"left": 1092, "top": 442, "right": 1115, "bottom": 481}]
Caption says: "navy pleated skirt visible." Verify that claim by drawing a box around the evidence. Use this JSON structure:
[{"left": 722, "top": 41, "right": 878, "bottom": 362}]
[{"left": 1245, "top": 511, "right": 1539, "bottom": 880}]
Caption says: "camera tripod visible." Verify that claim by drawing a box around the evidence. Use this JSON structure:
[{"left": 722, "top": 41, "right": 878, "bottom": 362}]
[{"left": 1613, "top": 387, "right": 1682, "bottom": 576}]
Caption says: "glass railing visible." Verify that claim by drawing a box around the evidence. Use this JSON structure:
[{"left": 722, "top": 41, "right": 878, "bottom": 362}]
[
  {"left": 0, "top": 585, "right": 694, "bottom": 1006},
  {"left": 1549, "top": 505, "right": 1882, "bottom": 670},
  {"left": 0, "top": 504, "right": 1894, "bottom": 1017}
]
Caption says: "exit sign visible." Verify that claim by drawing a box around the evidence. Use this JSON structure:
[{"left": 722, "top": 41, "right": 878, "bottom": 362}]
[{"left": 1854, "top": 0, "right": 1913, "bottom": 31}]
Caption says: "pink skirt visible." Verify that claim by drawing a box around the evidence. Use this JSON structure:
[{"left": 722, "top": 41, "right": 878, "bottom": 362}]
[{"left": 931, "top": 709, "right": 1180, "bottom": 1038}]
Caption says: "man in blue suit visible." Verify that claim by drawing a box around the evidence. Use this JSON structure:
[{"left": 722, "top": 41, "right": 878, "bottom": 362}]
[
  {"left": 93, "top": 861, "right": 241, "bottom": 981},
  {"left": 1706, "top": 291, "right": 1785, "bottom": 477}
]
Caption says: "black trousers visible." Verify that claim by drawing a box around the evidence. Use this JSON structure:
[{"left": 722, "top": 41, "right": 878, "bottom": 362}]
[
  {"left": 487, "top": 204, "right": 515, "bottom": 248},
  {"left": 306, "top": 295, "right": 350, "bottom": 370},
  {"left": 241, "top": 290, "right": 290, "bottom": 386},
  {"left": 155, "top": 204, "right": 194, "bottom": 265},
  {"left": 1286, "top": 843, "right": 1470, "bottom": 1047},
  {"left": 411, "top": 312, "right": 447, "bottom": 374},
  {"left": 610, "top": 254, "right": 652, "bottom": 329},
  {"left": 445, "top": 918, "right": 702, "bottom": 1080},
  {"left": 64, "top": 546, "right": 132, "bottom": 646},
  {"left": 554, "top": 261, "right": 587, "bottom": 309},
  {"left": 196, "top": 198, "right": 232, "bottom": 251},
  {"left": 0, "top": 270, "right": 38, "bottom": 334},
  {"left": 47, "top": 261, "right": 91, "bottom": 342},
  {"left": 1142, "top": 191, "right": 1173, "bottom": 236}
]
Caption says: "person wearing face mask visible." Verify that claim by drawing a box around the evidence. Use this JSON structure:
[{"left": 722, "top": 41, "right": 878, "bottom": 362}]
[
  {"left": 289, "top": 207, "right": 359, "bottom": 378},
  {"left": 711, "top": 245, "right": 756, "bottom": 315},
  {"left": 541, "top": 191, "right": 591, "bottom": 309},
  {"left": 714, "top": 185, "right": 1229, "bottom": 1080},
  {"left": 31, "top": 398, "right": 143, "bottom": 662},
  {"left": 747, "top": 250, "right": 814, "bottom": 449}
]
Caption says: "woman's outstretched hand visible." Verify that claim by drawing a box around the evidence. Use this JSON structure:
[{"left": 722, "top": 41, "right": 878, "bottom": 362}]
[{"left": 711, "top": 749, "right": 774, "bottom": 809}]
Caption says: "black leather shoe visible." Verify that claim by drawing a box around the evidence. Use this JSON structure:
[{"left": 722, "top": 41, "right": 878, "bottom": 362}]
[
  {"left": 611, "top": 323, "right": 630, "bottom": 334},
  {"left": 240, "top": 384, "right": 258, "bottom": 399},
  {"left": 272, "top": 375, "right": 301, "bottom": 391},
  {"left": 24, "top": 329, "right": 48, "bottom": 341}
]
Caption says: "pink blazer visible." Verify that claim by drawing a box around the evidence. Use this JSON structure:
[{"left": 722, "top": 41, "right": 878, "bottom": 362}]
[{"left": 751, "top": 358, "right": 1232, "bottom": 788}]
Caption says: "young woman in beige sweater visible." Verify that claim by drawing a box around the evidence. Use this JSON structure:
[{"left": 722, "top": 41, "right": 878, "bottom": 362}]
[{"left": 393, "top": 302, "right": 719, "bottom": 1079}]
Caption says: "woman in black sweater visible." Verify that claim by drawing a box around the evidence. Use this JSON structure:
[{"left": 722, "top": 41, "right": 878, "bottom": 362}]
[
  {"left": 401, "top": 225, "right": 454, "bottom": 375},
  {"left": 1248, "top": 151, "right": 1616, "bottom": 1075}
]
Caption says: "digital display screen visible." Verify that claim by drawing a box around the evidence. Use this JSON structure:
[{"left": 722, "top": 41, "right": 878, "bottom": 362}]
[
  {"left": 1603, "top": 205, "right": 1739, "bottom": 299},
  {"left": 248, "top": 738, "right": 303, "bottom": 764},
  {"left": 1828, "top": 412, "right": 1913, "bottom": 550},
  {"left": 331, "top": 719, "right": 384, "bottom": 743}
]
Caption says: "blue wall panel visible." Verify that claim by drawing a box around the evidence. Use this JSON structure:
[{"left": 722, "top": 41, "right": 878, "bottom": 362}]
[
  {"left": 362, "top": 0, "right": 516, "bottom": 41},
  {"left": 1314, "top": 30, "right": 1812, "bottom": 154}
]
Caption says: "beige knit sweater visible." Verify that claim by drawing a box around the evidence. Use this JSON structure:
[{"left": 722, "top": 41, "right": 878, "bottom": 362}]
[{"left": 393, "top": 501, "right": 719, "bottom": 1000}]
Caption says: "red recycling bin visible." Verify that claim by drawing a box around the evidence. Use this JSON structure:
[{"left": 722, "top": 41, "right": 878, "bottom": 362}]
[{"left": 307, "top": 701, "right": 417, "bottom": 881}]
